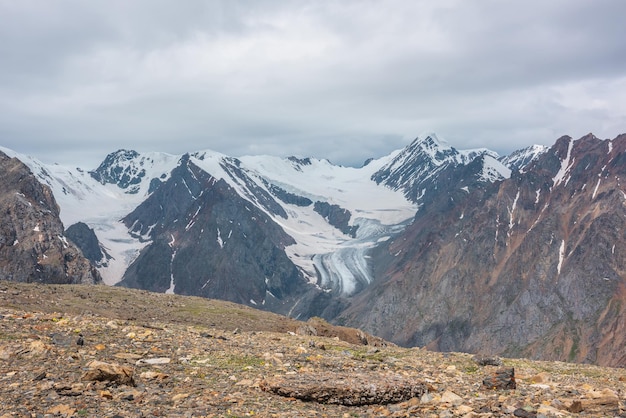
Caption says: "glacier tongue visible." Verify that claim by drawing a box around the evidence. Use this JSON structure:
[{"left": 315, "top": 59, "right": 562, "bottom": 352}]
[{"left": 313, "top": 218, "right": 410, "bottom": 296}]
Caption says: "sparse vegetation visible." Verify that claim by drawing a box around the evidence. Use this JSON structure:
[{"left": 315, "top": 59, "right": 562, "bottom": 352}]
[{"left": 0, "top": 281, "right": 624, "bottom": 416}]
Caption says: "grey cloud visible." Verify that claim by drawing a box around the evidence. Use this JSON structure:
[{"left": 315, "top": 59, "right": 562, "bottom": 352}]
[{"left": 1, "top": 0, "right": 625, "bottom": 167}]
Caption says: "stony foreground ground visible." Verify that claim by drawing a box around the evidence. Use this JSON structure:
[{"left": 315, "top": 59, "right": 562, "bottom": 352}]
[{"left": 0, "top": 282, "right": 625, "bottom": 417}]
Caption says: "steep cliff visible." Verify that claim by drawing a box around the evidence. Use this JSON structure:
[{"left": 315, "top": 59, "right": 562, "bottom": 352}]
[{"left": 0, "top": 152, "right": 101, "bottom": 284}]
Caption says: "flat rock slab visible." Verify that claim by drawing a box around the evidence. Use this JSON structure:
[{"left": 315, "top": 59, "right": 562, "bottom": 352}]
[
  {"left": 81, "top": 360, "right": 135, "bottom": 386},
  {"left": 260, "top": 372, "right": 427, "bottom": 406}
]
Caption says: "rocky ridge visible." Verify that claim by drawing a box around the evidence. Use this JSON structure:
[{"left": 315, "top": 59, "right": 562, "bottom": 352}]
[
  {"left": 0, "top": 152, "right": 100, "bottom": 285},
  {"left": 0, "top": 281, "right": 625, "bottom": 417}
]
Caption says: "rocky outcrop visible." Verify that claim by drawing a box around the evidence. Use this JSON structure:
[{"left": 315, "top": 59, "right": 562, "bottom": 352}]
[
  {"left": 65, "top": 222, "right": 108, "bottom": 266},
  {"left": 338, "top": 134, "right": 626, "bottom": 367},
  {"left": 0, "top": 152, "right": 100, "bottom": 284},
  {"left": 267, "top": 183, "right": 313, "bottom": 207},
  {"left": 313, "top": 201, "right": 358, "bottom": 237}
]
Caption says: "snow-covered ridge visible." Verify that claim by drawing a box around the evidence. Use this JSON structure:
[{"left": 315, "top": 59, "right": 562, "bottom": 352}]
[
  {"left": 371, "top": 133, "right": 510, "bottom": 203},
  {"left": 499, "top": 144, "right": 549, "bottom": 172},
  {"left": 1, "top": 134, "right": 516, "bottom": 297}
]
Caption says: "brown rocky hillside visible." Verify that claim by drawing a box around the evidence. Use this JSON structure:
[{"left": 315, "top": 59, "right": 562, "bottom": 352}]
[
  {"left": 338, "top": 134, "right": 626, "bottom": 368},
  {"left": 1, "top": 281, "right": 624, "bottom": 417}
]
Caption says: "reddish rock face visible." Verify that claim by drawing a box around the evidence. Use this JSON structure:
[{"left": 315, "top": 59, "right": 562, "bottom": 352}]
[
  {"left": 339, "top": 134, "right": 626, "bottom": 367},
  {"left": 0, "top": 151, "right": 100, "bottom": 284}
]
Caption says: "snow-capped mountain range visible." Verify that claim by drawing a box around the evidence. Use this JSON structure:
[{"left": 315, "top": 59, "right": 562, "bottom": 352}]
[
  {"left": 4, "top": 132, "right": 626, "bottom": 367},
  {"left": 0, "top": 134, "right": 518, "bottom": 296}
]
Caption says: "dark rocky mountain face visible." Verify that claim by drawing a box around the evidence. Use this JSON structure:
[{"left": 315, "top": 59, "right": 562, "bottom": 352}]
[
  {"left": 117, "top": 155, "right": 319, "bottom": 315},
  {"left": 313, "top": 201, "right": 358, "bottom": 237},
  {"left": 65, "top": 222, "right": 109, "bottom": 267},
  {"left": 337, "top": 134, "right": 626, "bottom": 367},
  {"left": 0, "top": 152, "right": 101, "bottom": 284},
  {"left": 89, "top": 149, "right": 149, "bottom": 194}
]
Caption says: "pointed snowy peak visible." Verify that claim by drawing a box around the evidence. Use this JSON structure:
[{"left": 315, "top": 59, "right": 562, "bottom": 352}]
[
  {"left": 90, "top": 149, "right": 139, "bottom": 184},
  {"left": 89, "top": 149, "right": 178, "bottom": 194},
  {"left": 372, "top": 133, "right": 502, "bottom": 202},
  {"left": 499, "top": 144, "right": 549, "bottom": 172},
  {"left": 404, "top": 133, "right": 456, "bottom": 166}
]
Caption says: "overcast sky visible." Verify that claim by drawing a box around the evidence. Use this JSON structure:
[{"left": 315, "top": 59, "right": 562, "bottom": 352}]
[{"left": 1, "top": 0, "right": 625, "bottom": 168}]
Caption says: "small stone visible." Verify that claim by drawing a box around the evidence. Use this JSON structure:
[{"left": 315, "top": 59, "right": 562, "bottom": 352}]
[
  {"left": 32, "top": 371, "right": 46, "bottom": 381},
  {"left": 100, "top": 390, "right": 113, "bottom": 399},
  {"left": 537, "top": 404, "right": 567, "bottom": 417},
  {"left": 121, "top": 393, "right": 134, "bottom": 401},
  {"left": 172, "top": 393, "right": 190, "bottom": 402},
  {"left": 456, "top": 405, "right": 473, "bottom": 414},
  {"left": 82, "top": 360, "right": 135, "bottom": 386},
  {"left": 513, "top": 407, "right": 537, "bottom": 417},
  {"left": 114, "top": 352, "right": 143, "bottom": 360},
  {"left": 420, "top": 392, "right": 434, "bottom": 403},
  {"left": 140, "top": 371, "right": 169, "bottom": 380},
  {"left": 404, "top": 397, "right": 420, "bottom": 408},
  {"left": 235, "top": 379, "right": 254, "bottom": 387},
  {"left": 566, "top": 400, "right": 583, "bottom": 413},
  {"left": 46, "top": 404, "right": 76, "bottom": 416},
  {"left": 440, "top": 390, "right": 463, "bottom": 405},
  {"left": 529, "top": 372, "right": 550, "bottom": 384},
  {"left": 136, "top": 357, "right": 171, "bottom": 365},
  {"left": 94, "top": 343, "right": 106, "bottom": 351}
]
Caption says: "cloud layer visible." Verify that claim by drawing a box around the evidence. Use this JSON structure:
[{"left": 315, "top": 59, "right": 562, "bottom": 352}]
[{"left": 1, "top": 0, "right": 625, "bottom": 167}]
